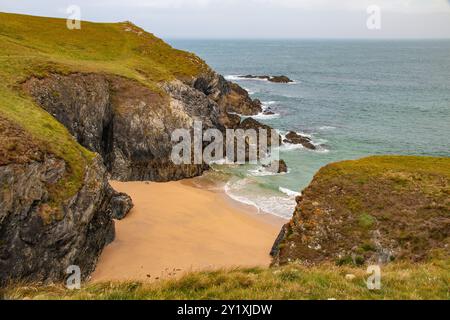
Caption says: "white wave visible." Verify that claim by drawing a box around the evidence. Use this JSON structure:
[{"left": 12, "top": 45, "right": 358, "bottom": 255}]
[
  {"left": 224, "top": 75, "right": 242, "bottom": 81},
  {"left": 279, "top": 187, "right": 301, "bottom": 197},
  {"left": 224, "top": 75, "right": 269, "bottom": 82},
  {"left": 251, "top": 112, "right": 280, "bottom": 120},
  {"left": 224, "top": 181, "right": 294, "bottom": 219},
  {"left": 318, "top": 126, "right": 336, "bottom": 131},
  {"left": 247, "top": 166, "right": 285, "bottom": 177},
  {"left": 262, "top": 101, "right": 277, "bottom": 106},
  {"left": 224, "top": 181, "right": 261, "bottom": 212},
  {"left": 242, "top": 86, "right": 255, "bottom": 95}
]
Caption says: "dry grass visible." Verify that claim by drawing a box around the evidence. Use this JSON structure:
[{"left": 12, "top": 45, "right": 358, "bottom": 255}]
[{"left": 2, "top": 260, "right": 449, "bottom": 300}]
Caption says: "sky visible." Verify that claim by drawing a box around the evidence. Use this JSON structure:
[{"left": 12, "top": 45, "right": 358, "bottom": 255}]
[{"left": 1, "top": 0, "right": 450, "bottom": 39}]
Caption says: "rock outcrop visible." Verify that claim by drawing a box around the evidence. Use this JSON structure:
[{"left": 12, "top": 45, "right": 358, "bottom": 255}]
[
  {"left": 283, "top": 131, "right": 316, "bottom": 150},
  {"left": 0, "top": 117, "right": 132, "bottom": 284},
  {"left": 271, "top": 156, "right": 450, "bottom": 267},
  {"left": 238, "top": 118, "right": 282, "bottom": 147},
  {"left": 24, "top": 71, "right": 268, "bottom": 183},
  {"left": 24, "top": 74, "right": 219, "bottom": 182},
  {"left": 194, "top": 73, "right": 262, "bottom": 116}
]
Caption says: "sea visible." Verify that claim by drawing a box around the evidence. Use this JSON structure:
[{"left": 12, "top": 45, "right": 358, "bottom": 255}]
[{"left": 168, "top": 39, "right": 450, "bottom": 219}]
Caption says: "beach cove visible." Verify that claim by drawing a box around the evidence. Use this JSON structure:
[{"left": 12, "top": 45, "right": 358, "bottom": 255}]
[{"left": 91, "top": 180, "right": 287, "bottom": 282}]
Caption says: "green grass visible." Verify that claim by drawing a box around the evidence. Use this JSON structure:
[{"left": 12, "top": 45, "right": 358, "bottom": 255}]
[
  {"left": 0, "top": 12, "right": 209, "bottom": 209},
  {"left": 3, "top": 261, "right": 449, "bottom": 300}
]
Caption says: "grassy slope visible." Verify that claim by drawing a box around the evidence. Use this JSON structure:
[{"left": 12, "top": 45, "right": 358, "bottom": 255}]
[
  {"left": 0, "top": 12, "right": 207, "bottom": 204},
  {"left": 3, "top": 260, "right": 449, "bottom": 300},
  {"left": 276, "top": 156, "right": 450, "bottom": 266}
]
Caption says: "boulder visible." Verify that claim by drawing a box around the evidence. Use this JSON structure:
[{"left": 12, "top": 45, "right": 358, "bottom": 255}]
[
  {"left": 283, "top": 131, "right": 316, "bottom": 150},
  {"left": 109, "top": 192, "right": 134, "bottom": 220}
]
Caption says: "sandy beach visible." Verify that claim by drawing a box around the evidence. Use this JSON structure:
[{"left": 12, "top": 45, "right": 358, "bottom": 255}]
[{"left": 91, "top": 179, "right": 287, "bottom": 282}]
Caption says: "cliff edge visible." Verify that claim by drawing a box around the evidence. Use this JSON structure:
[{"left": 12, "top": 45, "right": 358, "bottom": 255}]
[{"left": 271, "top": 156, "right": 450, "bottom": 266}]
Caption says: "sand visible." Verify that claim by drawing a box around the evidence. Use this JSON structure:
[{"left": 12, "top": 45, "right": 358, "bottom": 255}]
[{"left": 91, "top": 179, "right": 287, "bottom": 282}]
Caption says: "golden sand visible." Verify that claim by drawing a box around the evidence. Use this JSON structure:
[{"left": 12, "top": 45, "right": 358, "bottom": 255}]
[{"left": 91, "top": 179, "right": 287, "bottom": 282}]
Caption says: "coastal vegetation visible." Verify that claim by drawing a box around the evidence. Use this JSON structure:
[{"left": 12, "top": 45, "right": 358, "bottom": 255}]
[
  {"left": 1, "top": 12, "right": 448, "bottom": 299},
  {"left": 3, "top": 260, "right": 448, "bottom": 300}
]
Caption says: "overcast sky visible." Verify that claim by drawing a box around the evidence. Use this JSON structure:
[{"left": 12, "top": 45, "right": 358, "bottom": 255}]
[{"left": 1, "top": 0, "right": 450, "bottom": 39}]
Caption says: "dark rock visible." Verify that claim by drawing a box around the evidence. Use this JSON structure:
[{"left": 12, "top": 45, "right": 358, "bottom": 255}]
[
  {"left": 240, "top": 75, "right": 293, "bottom": 83},
  {"left": 270, "top": 224, "right": 288, "bottom": 257},
  {"left": 0, "top": 154, "right": 120, "bottom": 284},
  {"left": 24, "top": 74, "right": 214, "bottom": 182},
  {"left": 109, "top": 192, "right": 133, "bottom": 220},
  {"left": 263, "top": 160, "right": 288, "bottom": 174},
  {"left": 269, "top": 75, "right": 293, "bottom": 83},
  {"left": 222, "top": 82, "right": 262, "bottom": 116},
  {"left": 263, "top": 109, "right": 275, "bottom": 115},
  {"left": 283, "top": 131, "right": 316, "bottom": 150},
  {"left": 238, "top": 118, "right": 282, "bottom": 147}
]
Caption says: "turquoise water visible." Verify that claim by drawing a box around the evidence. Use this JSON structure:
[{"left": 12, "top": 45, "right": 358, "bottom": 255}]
[{"left": 169, "top": 40, "right": 450, "bottom": 218}]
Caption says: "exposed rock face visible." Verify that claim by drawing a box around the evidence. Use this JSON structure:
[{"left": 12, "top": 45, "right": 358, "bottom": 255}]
[
  {"left": 24, "top": 71, "right": 267, "bottom": 182},
  {"left": 240, "top": 75, "right": 293, "bottom": 83},
  {"left": 194, "top": 72, "right": 262, "bottom": 116},
  {"left": 0, "top": 117, "right": 132, "bottom": 283},
  {"left": 271, "top": 156, "right": 450, "bottom": 267},
  {"left": 24, "top": 74, "right": 217, "bottom": 181},
  {"left": 283, "top": 131, "right": 316, "bottom": 150}
]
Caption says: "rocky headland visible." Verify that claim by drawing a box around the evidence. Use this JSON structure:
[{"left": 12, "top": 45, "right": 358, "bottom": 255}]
[
  {"left": 271, "top": 156, "right": 450, "bottom": 267},
  {"left": 0, "top": 13, "right": 281, "bottom": 284}
]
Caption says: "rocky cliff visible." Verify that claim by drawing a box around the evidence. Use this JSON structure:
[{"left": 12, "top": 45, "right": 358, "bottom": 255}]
[
  {"left": 0, "top": 116, "right": 133, "bottom": 284},
  {"left": 23, "top": 71, "right": 257, "bottom": 181},
  {"left": 271, "top": 156, "right": 450, "bottom": 267}
]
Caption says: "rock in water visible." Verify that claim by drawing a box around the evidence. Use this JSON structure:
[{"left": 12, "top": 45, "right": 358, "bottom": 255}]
[
  {"left": 269, "top": 76, "right": 293, "bottom": 83},
  {"left": 239, "top": 75, "right": 293, "bottom": 83},
  {"left": 283, "top": 131, "right": 316, "bottom": 150},
  {"left": 263, "top": 160, "right": 288, "bottom": 174}
]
